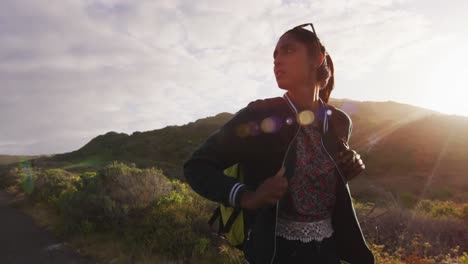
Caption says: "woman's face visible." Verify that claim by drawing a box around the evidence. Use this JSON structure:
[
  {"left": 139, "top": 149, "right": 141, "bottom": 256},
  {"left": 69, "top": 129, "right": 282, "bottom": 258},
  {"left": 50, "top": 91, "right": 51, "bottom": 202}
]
[{"left": 273, "top": 33, "right": 316, "bottom": 91}]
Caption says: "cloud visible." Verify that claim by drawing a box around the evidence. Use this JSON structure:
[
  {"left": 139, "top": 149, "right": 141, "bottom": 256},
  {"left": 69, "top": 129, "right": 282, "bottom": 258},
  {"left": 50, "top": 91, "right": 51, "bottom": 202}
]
[{"left": 0, "top": 0, "right": 463, "bottom": 154}]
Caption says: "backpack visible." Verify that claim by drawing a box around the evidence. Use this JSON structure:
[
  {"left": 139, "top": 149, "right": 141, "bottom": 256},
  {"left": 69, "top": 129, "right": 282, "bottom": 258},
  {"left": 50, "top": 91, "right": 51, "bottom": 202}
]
[{"left": 207, "top": 163, "right": 248, "bottom": 251}]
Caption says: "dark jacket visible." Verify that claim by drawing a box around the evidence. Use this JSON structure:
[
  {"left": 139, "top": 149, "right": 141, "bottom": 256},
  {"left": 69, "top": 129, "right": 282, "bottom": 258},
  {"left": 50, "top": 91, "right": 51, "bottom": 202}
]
[{"left": 183, "top": 94, "right": 375, "bottom": 264}]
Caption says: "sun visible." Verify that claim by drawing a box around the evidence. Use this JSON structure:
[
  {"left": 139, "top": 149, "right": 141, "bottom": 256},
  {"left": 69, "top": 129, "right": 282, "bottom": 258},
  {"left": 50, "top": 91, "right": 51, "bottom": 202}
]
[{"left": 415, "top": 47, "right": 468, "bottom": 117}]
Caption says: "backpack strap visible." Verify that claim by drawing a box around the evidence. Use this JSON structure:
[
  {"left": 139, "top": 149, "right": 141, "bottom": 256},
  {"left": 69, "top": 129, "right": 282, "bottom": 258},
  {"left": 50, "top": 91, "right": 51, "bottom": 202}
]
[
  {"left": 208, "top": 206, "right": 221, "bottom": 226},
  {"left": 208, "top": 206, "right": 223, "bottom": 235},
  {"left": 208, "top": 163, "right": 248, "bottom": 239},
  {"left": 223, "top": 207, "right": 242, "bottom": 233}
]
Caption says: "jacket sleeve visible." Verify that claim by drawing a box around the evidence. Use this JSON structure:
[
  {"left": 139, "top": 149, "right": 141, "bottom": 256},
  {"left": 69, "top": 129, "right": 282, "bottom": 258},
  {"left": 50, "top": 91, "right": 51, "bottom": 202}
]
[
  {"left": 330, "top": 106, "right": 353, "bottom": 144},
  {"left": 329, "top": 106, "right": 356, "bottom": 183},
  {"left": 183, "top": 103, "right": 259, "bottom": 208},
  {"left": 347, "top": 115, "right": 353, "bottom": 144}
]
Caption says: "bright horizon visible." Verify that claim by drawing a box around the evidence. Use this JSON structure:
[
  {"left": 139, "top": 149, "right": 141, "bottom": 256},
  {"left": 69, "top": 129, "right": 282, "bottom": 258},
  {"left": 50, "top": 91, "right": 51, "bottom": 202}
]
[{"left": 1, "top": 0, "right": 467, "bottom": 155}]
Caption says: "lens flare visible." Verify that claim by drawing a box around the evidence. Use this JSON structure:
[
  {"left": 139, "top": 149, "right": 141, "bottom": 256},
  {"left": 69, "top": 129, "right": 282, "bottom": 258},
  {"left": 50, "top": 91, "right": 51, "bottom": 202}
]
[
  {"left": 236, "top": 123, "right": 250, "bottom": 138},
  {"left": 297, "top": 110, "right": 315, "bottom": 125},
  {"left": 261, "top": 117, "right": 276, "bottom": 133},
  {"left": 19, "top": 160, "right": 34, "bottom": 194},
  {"left": 248, "top": 121, "right": 261, "bottom": 136}
]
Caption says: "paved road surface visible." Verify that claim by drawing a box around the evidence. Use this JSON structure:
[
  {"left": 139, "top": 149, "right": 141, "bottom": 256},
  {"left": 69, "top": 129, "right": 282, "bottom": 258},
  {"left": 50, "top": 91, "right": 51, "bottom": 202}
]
[{"left": 0, "top": 191, "right": 92, "bottom": 264}]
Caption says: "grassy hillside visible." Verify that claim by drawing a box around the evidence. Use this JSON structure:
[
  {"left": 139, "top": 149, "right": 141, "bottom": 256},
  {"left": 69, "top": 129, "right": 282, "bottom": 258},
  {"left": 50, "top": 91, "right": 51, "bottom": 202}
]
[
  {"left": 3, "top": 98, "right": 468, "bottom": 202},
  {"left": 2, "top": 98, "right": 468, "bottom": 263},
  {"left": 26, "top": 112, "right": 233, "bottom": 178},
  {"left": 346, "top": 107, "right": 468, "bottom": 202}
]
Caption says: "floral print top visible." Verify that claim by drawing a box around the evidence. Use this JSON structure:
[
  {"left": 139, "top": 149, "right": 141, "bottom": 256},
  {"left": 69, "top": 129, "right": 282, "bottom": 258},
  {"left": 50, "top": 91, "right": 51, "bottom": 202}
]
[{"left": 278, "top": 122, "right": 338, "bottom": 222}]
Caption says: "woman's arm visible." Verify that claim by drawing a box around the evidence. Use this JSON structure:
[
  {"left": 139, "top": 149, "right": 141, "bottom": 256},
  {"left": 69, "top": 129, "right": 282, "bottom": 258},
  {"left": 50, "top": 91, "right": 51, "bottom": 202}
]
[
  {"left": 183, "top": 103, "right": 259, "bottom": 208},
  {"left": 239, "top": 166, "right": 288, "bottom": 209},
  {"left": 331, "top": 109, "right": 366, "bottom": 181}
]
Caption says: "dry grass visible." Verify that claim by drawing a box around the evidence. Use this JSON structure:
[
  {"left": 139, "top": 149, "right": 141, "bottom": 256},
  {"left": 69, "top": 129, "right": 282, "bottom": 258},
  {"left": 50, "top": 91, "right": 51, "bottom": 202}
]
[{"left": 68, "top": 232, "right": 180, "bottom": 264}]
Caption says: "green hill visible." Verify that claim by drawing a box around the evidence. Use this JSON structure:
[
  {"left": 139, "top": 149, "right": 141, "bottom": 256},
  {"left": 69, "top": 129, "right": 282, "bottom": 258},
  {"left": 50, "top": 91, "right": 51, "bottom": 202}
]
[
  {"left": 26, "top": 112, "right": 234, "bottom": 179},
  {"left": 3, "top": 98, "right": 468, "bottom": 202}
]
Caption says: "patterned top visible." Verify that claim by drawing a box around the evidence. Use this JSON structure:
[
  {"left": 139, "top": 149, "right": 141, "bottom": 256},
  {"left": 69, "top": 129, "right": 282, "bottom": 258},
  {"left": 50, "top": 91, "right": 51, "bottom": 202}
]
[{"left": 276, "top": 121, "right": 338, "bottom": 242}]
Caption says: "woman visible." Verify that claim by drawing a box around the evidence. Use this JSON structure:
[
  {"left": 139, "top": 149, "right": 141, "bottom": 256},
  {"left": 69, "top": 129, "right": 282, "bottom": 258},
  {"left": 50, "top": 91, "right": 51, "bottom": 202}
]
[{"left": 184, "top": 23, "right": 375, "bottom": 264}]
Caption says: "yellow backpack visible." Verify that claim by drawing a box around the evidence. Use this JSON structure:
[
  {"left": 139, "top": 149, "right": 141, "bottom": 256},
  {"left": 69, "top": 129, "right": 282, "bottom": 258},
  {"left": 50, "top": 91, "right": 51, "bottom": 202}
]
[{"left": 208, "top": 163, "right": 247, "bottom": 250}]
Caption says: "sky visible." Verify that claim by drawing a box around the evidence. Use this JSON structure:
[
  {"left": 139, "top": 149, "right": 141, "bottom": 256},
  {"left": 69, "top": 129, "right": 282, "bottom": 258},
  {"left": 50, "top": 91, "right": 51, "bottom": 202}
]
[{"left": 1, "top": 0, "right": 467, "bottom": 155}]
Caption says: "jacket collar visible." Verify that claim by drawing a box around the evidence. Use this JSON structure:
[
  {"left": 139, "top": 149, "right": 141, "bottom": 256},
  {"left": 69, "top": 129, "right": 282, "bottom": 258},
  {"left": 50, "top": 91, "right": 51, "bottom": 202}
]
[{"left": 282, "top": 92, "right": 329, "bottom": 134}]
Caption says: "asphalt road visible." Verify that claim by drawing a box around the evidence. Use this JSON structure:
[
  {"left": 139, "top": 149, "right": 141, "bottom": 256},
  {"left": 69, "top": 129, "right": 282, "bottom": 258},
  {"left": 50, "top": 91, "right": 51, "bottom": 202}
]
[{"left": 0, "top": 191, "right": 91, "bottom": 264}]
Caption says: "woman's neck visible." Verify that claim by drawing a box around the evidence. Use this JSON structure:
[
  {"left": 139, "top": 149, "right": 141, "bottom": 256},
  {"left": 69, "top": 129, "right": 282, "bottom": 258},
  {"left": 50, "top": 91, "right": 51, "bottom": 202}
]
[{"left": 286, "top": 85, "right": 321, "bottom": 113}]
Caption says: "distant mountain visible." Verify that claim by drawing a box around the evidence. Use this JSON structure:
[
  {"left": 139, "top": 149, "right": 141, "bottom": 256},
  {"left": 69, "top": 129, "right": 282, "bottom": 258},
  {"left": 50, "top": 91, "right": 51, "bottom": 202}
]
[
  {"left": 4, "top": 98, "right": 468, "bottom": 202},
  {"left": 26, "top": 112, "right": 234, "bottom": 178},
  {"left": 0, "top": 155, "right": 39, "bottom": 165}
]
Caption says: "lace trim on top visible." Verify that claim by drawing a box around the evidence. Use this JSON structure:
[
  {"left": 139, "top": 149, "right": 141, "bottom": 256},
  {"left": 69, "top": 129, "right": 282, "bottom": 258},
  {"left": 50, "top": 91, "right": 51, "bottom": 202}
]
[{"left": 276, "top": 217, "right": 334, "bottom": 243}]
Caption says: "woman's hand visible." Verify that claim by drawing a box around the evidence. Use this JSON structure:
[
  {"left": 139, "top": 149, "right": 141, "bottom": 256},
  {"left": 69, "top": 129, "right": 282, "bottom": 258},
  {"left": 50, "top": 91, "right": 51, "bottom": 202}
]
[
  {"left": 332, "top": 149, "right": 366, "bottom": 181},
  {"left": 240, "top": 167, "right": 288, "bottom": 210}
]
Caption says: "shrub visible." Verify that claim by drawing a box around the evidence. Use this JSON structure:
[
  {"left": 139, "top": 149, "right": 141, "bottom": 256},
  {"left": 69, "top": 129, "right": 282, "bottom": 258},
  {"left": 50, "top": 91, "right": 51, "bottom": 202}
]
[
  {"left": 31, "top": 168, "right": 79, "bottom": 205},
  {"left": 124, "top": 179, "right": 229, "bottom": 262},
  {"left": 358, "top": 207, "right": 468, "bottom": 257},
  {"left": 400, "top": 192, "right": 418, "bottom": 209},
  {"left": 430, "top": 201, "right": 461, "bottom": 219},
  {"left": 462, "top": 204, "right": 468, "bottom": 226},
  {"left": 429, "top": 188, "right": 454, "bottom": 201},
  {"left": 98, "top": 161, "right": 171, "bottom": 209},
  {"left": 461, "top": 252, "right": 468, "bottom": 264},
  {"left": 58, "top": 179, "right": 112, "bottom": 233},
  {"left": 0, "top": 166, "right": 19, "bottom": 189},
  {"left": 0, "top": 161, "right": 35, "bottom": 192},
  {"left": 126, "top": 180, "right": 240, "bottom": 263},
  {"left": 415, "top": 199, "right": 433, "bottom": 213},
  {"left": 370, "top": 243, "right": 401, "bottom": 264},
  {"left": 58, "top": 162, "right": 172, "bottom": 232},
  {"left": 370, "top": 237, "right": 468, "bottom": 264}
]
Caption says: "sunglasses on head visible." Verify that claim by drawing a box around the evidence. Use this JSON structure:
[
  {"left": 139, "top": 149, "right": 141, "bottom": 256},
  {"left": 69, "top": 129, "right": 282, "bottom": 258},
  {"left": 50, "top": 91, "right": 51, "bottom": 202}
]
[{"left": 293, "top": 23, "right": 321, "bottom": 51}]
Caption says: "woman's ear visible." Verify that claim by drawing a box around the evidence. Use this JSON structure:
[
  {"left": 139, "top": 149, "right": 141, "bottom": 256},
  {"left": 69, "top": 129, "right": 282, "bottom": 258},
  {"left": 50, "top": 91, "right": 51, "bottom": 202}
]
[
  {"left": 310, "top": 52, "right": 325, "bottom": 68},
  {"left": 316, "top": 52, "right": 325, "bottom": 68}
]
